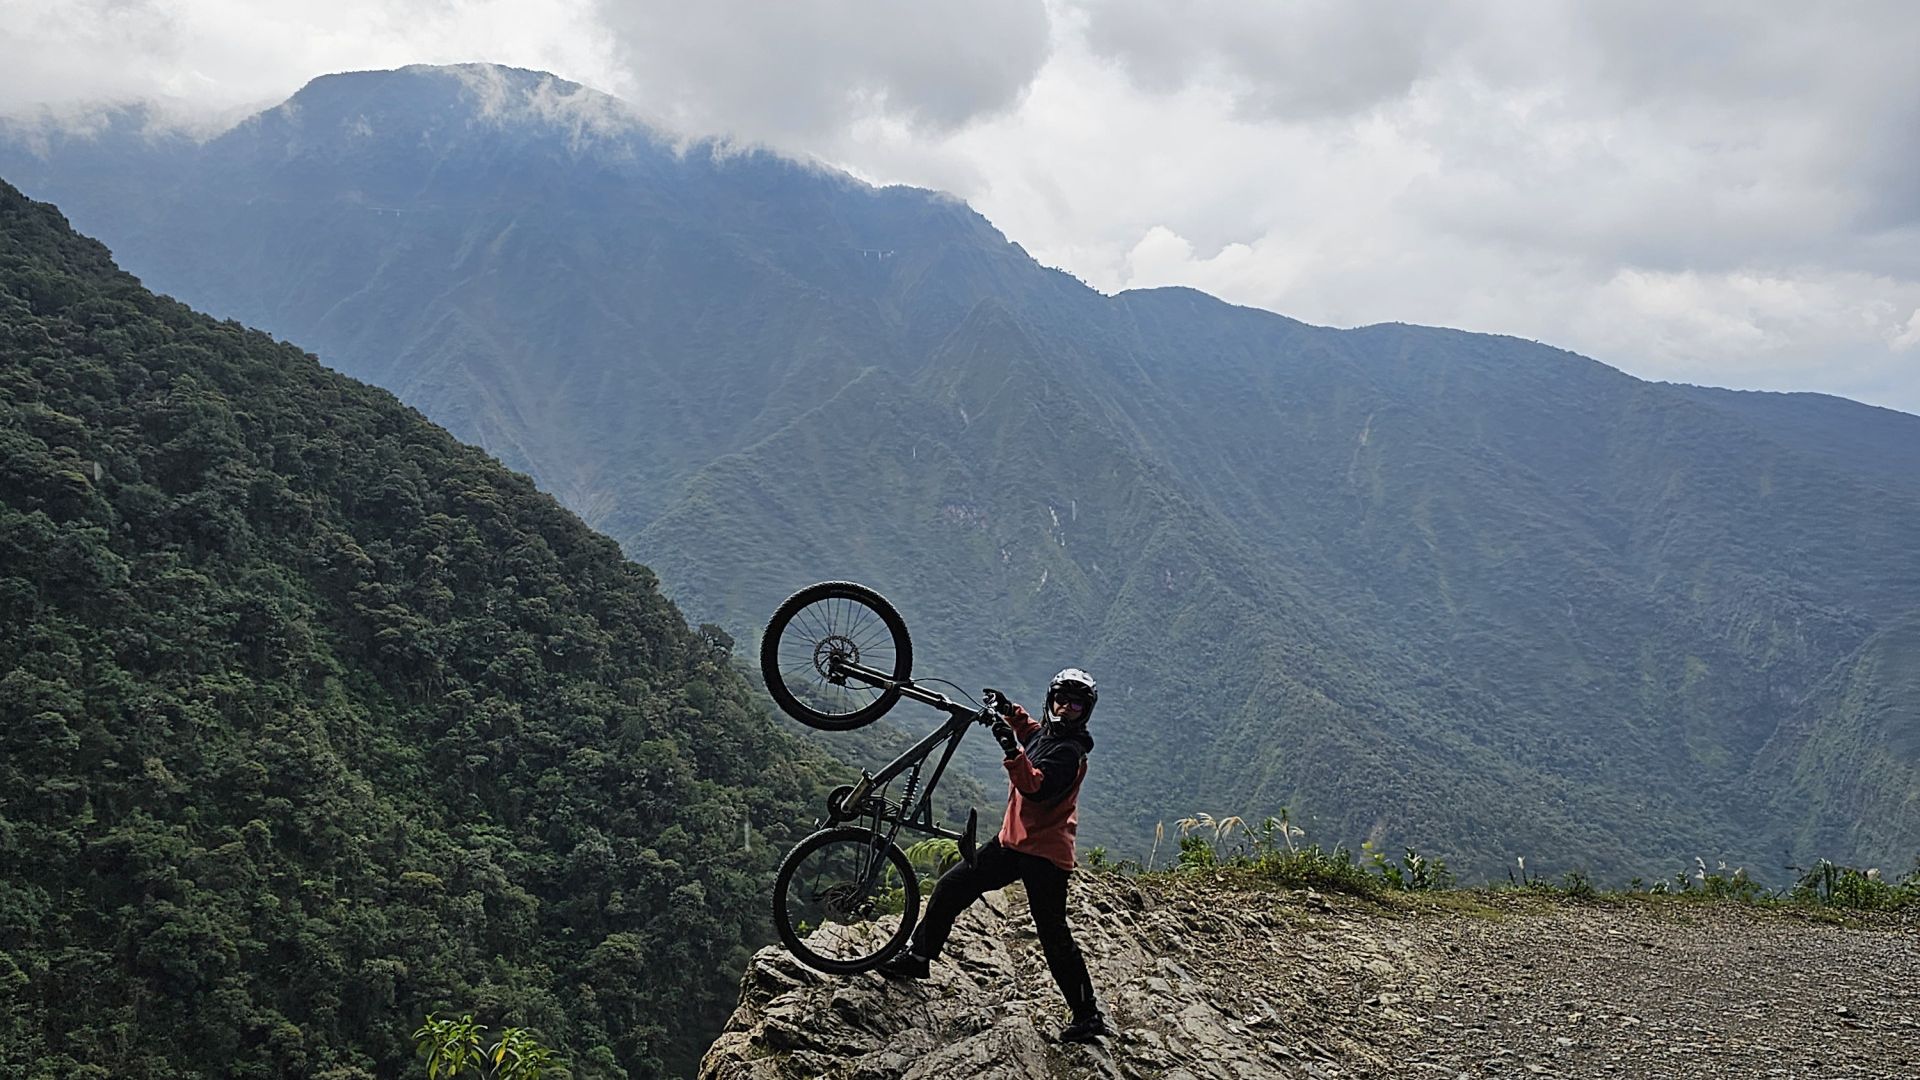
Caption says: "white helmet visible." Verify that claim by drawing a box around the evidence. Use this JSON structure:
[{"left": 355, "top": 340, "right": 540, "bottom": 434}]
[{"left": 1046, "top": 668, "right": 1098, "bottom": 723}]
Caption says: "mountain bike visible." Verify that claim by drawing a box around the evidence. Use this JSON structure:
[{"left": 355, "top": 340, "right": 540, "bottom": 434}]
[{"left": 760, "top": 580, "right": 997, "bottom": 975}]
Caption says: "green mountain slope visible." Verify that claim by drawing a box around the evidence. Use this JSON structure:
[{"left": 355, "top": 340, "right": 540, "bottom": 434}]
[
  {"left": 0, "top": 181, "right": 835, "bottom": 1080},
  {"left": 1673, "top": 384, "right": 1920, "bottom": 487},
  {"left": 5, "top": 64, "right": 1919, "bottom": 883},
  {"left": 640, "top": 288, "right": 1920, "bottom": 880},
  {"left": 1751, "top": 613, "right": 1920, "bottom": 863},
  {"left": 2, "top": 65, "right": 1054, "bottom": 544}
]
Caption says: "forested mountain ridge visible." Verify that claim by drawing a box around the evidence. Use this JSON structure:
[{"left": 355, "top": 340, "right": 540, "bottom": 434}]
[
  {"left": 640, "top": 281, "right": 1920, "bottom": 880},
  {"left": 4, "top": 64, "right": 1918, "bottom": 884},
  {"left": 0, "top": 64, "right": 1053, "bottom": 543},
  {"left": 0, "top": 180, "right": 837, "bottom": 1079}
]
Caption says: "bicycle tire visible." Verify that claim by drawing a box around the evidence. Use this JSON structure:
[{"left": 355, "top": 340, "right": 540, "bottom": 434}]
[
  {"left": 772, "top": 826, "right": 920, "bottom": 975},
  {"left": 761, "top": 581, "right": 913, "bottom": 731}
]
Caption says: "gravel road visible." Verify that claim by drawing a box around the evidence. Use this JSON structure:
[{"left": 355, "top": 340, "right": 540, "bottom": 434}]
[{"left": 700, "top": 872, "right": 1920, "bottom": 1079}]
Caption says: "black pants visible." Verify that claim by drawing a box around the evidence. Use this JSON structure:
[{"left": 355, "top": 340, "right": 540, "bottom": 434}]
[{"left": 910, "top": 839, "right": 1099, "bottom": 1019}]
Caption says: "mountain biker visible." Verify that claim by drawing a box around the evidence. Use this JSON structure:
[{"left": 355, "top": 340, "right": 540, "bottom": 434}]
[{"left": 880, "top": 667, "right": 1111, "bottom": 1044}]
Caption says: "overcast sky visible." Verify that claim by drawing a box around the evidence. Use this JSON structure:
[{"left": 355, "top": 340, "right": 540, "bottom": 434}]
[{"left": 5, "top": 0, "right": 1918, "bottom": 415}]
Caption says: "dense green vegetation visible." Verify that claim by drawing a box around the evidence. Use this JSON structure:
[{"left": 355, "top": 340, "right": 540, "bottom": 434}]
[
  {"left": 413, "top": 1014, "right": 560, "bottom": 1079},
  {"left": 6, "top": 63, "right": 1918, "bottom": 886},
  {"left": 638, "top": 297, "right": 1920, "bottom": 885},
  {"left": 0, "top": 181, "right": 843, "bottom": 1079}
]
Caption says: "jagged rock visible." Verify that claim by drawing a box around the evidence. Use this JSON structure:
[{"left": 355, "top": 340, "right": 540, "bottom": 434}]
[{"left": 701, "top": 873, "right": 1920, "bottom": 1078}]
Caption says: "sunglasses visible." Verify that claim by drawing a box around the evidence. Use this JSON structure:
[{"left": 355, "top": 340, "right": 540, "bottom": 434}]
[{"left": 1052, "top": 697, "right": 1088, "bottom": 714}]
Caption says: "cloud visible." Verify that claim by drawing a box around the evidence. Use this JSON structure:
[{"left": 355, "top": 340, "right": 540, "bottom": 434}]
[
  {"left": 1, "top": 0, "right": 1916, "bottom": 412},
  {"left": 1576, "top": 269, "right": 1920, "bottom": 398},
  {"left": 864, "top": 1, "right": 1920, "bottom": 413},
  {"left": 1076, "top": 0, "right": 1431, "bottom": 120},
  {"left": 1895, "top": 310, "right": 1920, "bottom": 352},
  {"left": 1070, "top": 1, "right": 1920, "bottom": 266},
  {"left": 590, "top": 1, "right": 1052, "bottom": 147},
  {"left": 438, "top": 62, "right": 647, "bottom": 144},
  {"left": 0, "top": 0, "right": 620, "bottom": 130}
]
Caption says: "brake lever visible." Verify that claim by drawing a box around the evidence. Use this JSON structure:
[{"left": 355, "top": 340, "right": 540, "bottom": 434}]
[{"left": 978, "top": 688, "right": 1005, "bottom": 725}]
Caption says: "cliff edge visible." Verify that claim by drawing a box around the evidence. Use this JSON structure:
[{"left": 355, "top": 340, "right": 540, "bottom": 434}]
[{"left": 700, "top": 871, "right": 1918, "bottom": 1078}]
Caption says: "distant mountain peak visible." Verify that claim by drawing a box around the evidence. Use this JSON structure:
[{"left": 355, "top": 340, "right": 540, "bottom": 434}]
[{"left": 248, "top": 62, "right": 661, "bottom": 155}]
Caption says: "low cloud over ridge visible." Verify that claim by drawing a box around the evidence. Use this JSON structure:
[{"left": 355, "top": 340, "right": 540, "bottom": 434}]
[{"left": 2, "top": 0, "right": 1915, "bottom": 412}]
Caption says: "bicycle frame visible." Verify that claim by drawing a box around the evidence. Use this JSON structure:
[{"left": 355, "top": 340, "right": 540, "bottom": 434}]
[{"left": 826, "top": 659, "right": 982, "bottom": 862}]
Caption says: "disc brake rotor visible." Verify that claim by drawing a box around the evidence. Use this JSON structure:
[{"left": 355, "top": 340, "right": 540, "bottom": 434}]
[
  {"left": 814, "top": 634, "right": 859, "bottom": 684},
  {"left": 819, "top": 881, "right": 874, "bottom": 921}
]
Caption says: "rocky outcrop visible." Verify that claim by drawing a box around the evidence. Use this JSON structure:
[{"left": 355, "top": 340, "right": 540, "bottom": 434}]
[{"left": 700, "top": 871, "right": 1920, "bottom": 1078}]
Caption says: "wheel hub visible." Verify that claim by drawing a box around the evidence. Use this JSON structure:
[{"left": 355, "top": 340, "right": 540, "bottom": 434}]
[
  {"left": 814, "top": 634, "right": 859, "bottom": 684},
  {"left": 820, "top": 882, "right": 874, "bottom": 920}
]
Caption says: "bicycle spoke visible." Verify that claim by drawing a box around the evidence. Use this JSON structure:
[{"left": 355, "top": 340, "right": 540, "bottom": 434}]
[
  {"left": 763, "top": 583, "right": 911, "bottom": 733},
  {"left": 798, "top": 604, "right": 833, "bottom": 646},
  {"left": 849, "top": 620, "right": 895, "bottom": 656},
  {"left": 773, "top": 596, "right": 897, "bottom": 717},
  {"left": 849, "top": 617, "right": 887, "bottom": 650}
]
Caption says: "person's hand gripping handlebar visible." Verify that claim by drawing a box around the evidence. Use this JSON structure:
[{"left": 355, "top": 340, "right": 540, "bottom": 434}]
[{"left": 981, "top": 688, "right": 1020, "bottom": 758}]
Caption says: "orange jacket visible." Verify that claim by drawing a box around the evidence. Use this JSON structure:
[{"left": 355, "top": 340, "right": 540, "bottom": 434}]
[{"left": 996, "top": 704, "right": 1093, "bottom": 870}]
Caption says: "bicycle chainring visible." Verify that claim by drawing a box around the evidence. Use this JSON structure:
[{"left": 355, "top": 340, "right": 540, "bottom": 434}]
[{"left": 825, "top": 784, "right": 857, "bottom": 822}]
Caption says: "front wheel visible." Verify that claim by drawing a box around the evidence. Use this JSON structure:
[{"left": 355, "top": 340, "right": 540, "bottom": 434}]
[
  {"left": 762, "top": 581, "right": 913, "bottom": 731},
  {"left": 772, "top": 826, "right": 919, "bottom": 975}
]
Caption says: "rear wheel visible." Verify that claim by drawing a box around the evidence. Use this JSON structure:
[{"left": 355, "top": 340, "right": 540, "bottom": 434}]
[
  {"left": 761, "top": 581, "right": 912, "bottom": 731},
  {"left": 772, "top": 826, "right": 919, "bottom": 975}
]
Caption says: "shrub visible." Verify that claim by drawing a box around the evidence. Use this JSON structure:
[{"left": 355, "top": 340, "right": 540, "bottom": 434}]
[
  {"left": 1694, "top": 859, "right": 1765, "bottom": 902},
  {"left": 413, "top": 1014, "right": 562, "bottom": 1080},
  {"left": 1502, "top": 857, "right": 1596, "bottom": 899},
  {"left": 1175, "top": 834, "right": 1216, "bottom": 872},
  {"left": 1558, "top": 869, "right": 1597, "bottom": 899},
  {"left": 1365, "top": 844, "right": 1454, "bottom": 891},
  {"left": 1791, "top": 859, "right": 1916, "bottom": 911},
  {"left": 1250, "top": 843, "right": 1380, "bottom": 897}
]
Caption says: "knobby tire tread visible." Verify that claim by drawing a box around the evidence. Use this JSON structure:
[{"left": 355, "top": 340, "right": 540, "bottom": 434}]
[
  {"left": 772, "top": 826, "right": 919, "bottom": 975},
  {"left": 761, "top": 580, "right": 913, "bottom": 731}
]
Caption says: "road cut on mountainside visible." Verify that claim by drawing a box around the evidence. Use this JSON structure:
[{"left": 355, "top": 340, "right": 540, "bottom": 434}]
[{"left": 701, "top": 871, "right": 1920, "bottom": 1078}]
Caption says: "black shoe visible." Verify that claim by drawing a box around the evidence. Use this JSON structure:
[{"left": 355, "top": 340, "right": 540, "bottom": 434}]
[
  {"left": 1058, "top": 1013, "right": 1110, "bottom": 1043},
  {"left": 877, "top": 950, "right": 929, "bottom": 980}
]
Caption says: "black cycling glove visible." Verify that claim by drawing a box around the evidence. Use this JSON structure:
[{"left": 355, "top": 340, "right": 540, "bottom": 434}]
[
  {"left": 991, "top": 718, "right": 1021, "bottom": 758},
  {"left": 981, "top": 688, "right": 1017, "bottom": 719}
]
